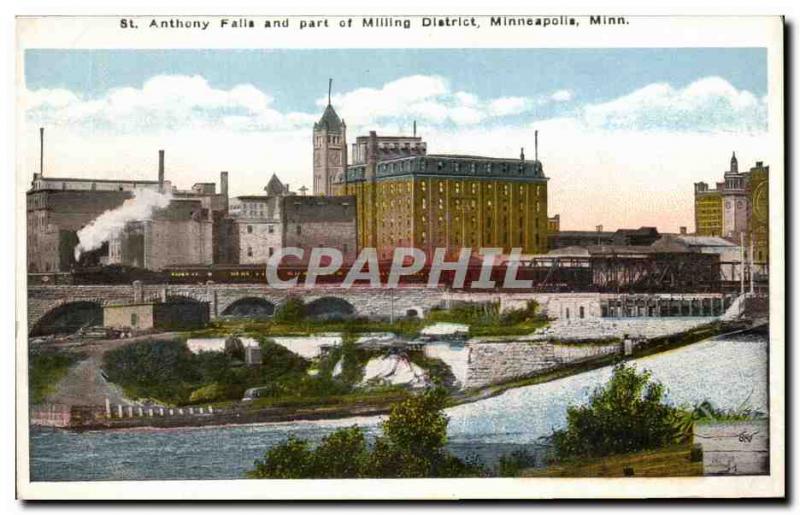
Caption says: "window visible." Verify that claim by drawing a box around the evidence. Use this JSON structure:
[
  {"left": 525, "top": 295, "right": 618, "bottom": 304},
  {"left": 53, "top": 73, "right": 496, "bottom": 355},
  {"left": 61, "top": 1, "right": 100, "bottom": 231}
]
[
  {"left": 247, "top": 225, "right": 253, "bottom": 234},
  {"left": 247, "top": 247, "right": 253, "bottom": 257},
  {"left": 268, "top": 225, "right": 274, "bottom": 234},
  {"left": 579, "top": 306, "right": 585, "bottom": 319},
  {"left": 296, "top": 225, "right": 302, "bottom": 235},
  {"left": 131, "top": 313, "right": 139, "bottom": 327}
]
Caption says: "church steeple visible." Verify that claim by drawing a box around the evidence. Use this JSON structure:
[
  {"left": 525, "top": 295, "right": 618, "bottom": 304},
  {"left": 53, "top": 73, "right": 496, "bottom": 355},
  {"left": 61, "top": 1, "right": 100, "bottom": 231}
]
[{"left": 730, "top": 151, "right": 738, "bottom": 173}]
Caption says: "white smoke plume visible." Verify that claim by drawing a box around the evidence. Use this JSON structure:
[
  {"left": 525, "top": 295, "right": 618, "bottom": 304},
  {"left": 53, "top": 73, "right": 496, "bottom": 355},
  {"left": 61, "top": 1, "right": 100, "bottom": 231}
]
[{"left": 74, "top": 188, "right": 172, "bottom": 261}]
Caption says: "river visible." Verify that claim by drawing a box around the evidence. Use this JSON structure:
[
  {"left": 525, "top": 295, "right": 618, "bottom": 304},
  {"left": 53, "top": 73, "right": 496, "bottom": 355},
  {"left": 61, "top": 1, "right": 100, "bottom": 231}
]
[{"left": 29, "top": 332, "right": 768, "bottom": 481}]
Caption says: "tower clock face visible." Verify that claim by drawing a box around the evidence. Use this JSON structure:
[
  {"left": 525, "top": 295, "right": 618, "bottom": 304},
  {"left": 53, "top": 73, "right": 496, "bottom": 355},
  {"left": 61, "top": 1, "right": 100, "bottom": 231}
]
[
  {"left": 753, "top": 180, "right": 768, "bottom": 224},
  {"left": 328, "top": 153, "right": 340, "bottom": 165}
]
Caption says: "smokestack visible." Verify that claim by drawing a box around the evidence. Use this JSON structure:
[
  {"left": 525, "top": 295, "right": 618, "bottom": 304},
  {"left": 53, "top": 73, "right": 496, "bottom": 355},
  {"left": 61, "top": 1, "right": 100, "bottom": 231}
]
[
  {"left": 220, "top": 171, "right": 229, "bottom": 197},
  {"left": 39, "top": 127, "right": 44, "bottom": 176},
  {"left": 413, "top": 120, "right": 417, "bottom": 138},
  {"left": 220, "top": 171, "right": 229, "bottom": 214},
  {"left": 158, "top": 150, "right": 165, "bottom": 191},
  {"left": 535, "top": 130, "right": 539, "bottom": 161}
]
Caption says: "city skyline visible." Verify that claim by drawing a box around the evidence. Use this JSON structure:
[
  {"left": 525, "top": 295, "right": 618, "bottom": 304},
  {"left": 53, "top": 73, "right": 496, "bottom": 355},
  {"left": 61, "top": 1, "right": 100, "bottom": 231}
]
[{"left": 21, "top": 48, "right": 773, "bottom": 232}]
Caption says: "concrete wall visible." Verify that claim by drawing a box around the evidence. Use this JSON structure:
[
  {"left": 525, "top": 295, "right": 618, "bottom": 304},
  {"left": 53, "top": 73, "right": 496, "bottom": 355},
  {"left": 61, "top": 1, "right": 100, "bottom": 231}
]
[
  {"left": 104, "top": 304, "right": 155, "bottom": 330},
  {"left": 462, "top": 340, "right": 621, "bottom": 389},
  {"left": 694, "top": 420, "right": 769, "bottom": 475}
]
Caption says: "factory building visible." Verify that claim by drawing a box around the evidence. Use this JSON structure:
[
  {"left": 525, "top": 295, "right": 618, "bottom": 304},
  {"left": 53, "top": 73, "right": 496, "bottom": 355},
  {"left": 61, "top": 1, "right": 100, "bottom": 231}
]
[
  {"left": 108, "top": 199, "right": 214, "bottom": 271},
  {"left": 223, "top": 174, "right": 290, "bottom": 264},
  {"left": 323, "top": 112, "right": 549, "bottom": 259},
  {"left": 26, "top": 139, "right": 170, "bottom": 273},
  {"left": 282, "top": 195, "right": 358, "bottom": 264}
]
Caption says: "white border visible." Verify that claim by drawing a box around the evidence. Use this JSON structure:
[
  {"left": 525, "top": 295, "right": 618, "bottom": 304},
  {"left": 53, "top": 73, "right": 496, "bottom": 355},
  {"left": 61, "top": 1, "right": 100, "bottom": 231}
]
[{"left": 10, "top": 11, "right": 786, "bottom": 501}]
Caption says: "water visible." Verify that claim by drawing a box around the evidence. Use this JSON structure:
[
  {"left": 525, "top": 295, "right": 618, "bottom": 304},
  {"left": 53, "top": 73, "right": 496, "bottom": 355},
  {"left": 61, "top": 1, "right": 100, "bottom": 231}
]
[{"left": 29, "top": 334, "right": 768, "bottom": 481}]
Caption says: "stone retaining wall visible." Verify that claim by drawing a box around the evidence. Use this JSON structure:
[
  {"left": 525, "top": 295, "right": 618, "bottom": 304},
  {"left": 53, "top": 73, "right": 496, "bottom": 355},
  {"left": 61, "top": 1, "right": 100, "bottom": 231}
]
[{"left": 463, "top": 340, "right": 620, "bottom": 389}]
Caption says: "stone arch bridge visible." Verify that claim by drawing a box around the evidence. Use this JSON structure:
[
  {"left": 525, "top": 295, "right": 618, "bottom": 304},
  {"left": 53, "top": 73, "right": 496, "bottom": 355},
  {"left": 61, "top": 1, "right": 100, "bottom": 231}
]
[
  {"left": 26, "top": 284, "right": 449, "bottom": 334},
  {"left": 26, "top": 283, "right": 731, "bottom": 335}
]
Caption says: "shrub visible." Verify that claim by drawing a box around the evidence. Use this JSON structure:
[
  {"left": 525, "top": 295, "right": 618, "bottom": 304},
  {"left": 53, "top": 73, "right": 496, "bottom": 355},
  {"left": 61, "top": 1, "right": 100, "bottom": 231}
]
[
  {"left": 309, "top": 426, "right": 369, "bottom": 478},
  {"left": 102, "top": 339, "right": 199, "bottom": 404},
  {"left": 189, "top": 383, "right": 235, "bottom": 403},
  {"left": 272, "top": 297, "right": 306, "bottom": 323},
  {"left": 671, "top": 399, "right": 766, "bottom": 440},
  {"left": 497, "top": 450, "right": 538, "bottom": 477},
  {"left": 551, "top": 363, "right": 680, "bottom": 459},
  {"left": 249, "top": 437, "right": 313, "bottom": 479}
]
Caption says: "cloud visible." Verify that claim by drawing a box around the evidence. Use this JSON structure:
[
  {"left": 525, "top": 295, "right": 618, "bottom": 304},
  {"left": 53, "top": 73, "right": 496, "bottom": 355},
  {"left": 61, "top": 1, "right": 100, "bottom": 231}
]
[
  {"left": 550, "top": 89, "right": 573, "bottom": 102},
  {"left": 323, "top": 75, "right": 563, "bottom": 127},
  {"left": 23, "top": 74, "right": 314, "bottom": 132},
  {"left": 579, "top": 77, "right": 766, "bottom": 132}
]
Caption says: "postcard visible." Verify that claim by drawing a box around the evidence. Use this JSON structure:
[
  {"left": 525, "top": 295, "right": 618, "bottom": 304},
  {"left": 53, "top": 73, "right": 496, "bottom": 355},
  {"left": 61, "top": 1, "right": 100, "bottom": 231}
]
[{"left": 15, "top": 14, "right": 785, "bottom": 500}]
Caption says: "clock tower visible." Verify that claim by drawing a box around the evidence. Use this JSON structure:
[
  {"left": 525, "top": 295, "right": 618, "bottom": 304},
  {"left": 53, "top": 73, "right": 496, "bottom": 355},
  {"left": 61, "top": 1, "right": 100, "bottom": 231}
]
[{"left": 313, "top": 79, "right": 347, "bottom": 195}]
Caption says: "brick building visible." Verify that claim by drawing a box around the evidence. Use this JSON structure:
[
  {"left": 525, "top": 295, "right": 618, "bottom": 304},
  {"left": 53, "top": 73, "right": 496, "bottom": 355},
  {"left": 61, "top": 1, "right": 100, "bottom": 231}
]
[
  {"left": 282, "top": 195, "right": 358, "bottom": 264},
  {"left": 223, "top": 175, "right": 290, "bottom": 264},
  {"left": 694, "top": 153, "right": 769, "bottom": 263},
  {"left": 108, "top": 199, "right": 214, "bottom": 271},
  {"left": 330, "top": 123, "right": 550, "bottom": 259},
  {"left": 26, "top": 149, "right": 169, "bottom": 273}
]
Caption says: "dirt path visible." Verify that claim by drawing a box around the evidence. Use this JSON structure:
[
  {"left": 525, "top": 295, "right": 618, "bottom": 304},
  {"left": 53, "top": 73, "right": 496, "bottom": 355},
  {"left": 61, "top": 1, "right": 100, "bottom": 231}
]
[
  {"left": 41, "top": 332, "right": 183, "bottom": 407},
  {"left": 46, "top": 355, "right": 132, "bottom": 406}
]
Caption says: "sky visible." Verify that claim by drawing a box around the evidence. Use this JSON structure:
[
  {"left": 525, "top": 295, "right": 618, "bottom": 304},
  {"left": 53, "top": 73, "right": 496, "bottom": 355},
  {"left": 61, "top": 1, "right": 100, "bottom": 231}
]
[{"left": 21, "top": 48, "right": 771, "bottom": 232}]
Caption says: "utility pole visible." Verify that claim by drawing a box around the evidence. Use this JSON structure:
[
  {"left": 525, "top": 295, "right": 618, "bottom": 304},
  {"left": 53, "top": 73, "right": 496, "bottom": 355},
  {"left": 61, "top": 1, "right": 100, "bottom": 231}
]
[
  {"left": 739, "top": 231, "right": 745, "bottom": 296},
  {"left": 39, "top": 127, "right": 44, "bottom": 176},
  {"left": 389, "top": 288, "right": 394, "bottom": 324},
  {"left": 749, "top": 233, "right": 755, "bottom": 295}
]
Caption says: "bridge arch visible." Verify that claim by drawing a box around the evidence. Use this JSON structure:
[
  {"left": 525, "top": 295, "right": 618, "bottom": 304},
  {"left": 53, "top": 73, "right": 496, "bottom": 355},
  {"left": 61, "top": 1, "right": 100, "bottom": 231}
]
[
  {"left": 221, "top": 297, "right": 276, "bottom": 318},
  {"left": 166, "top": 294, "right": 204, "bottom": 304},
  {"left": 30, "top": 300, "right": 104, "bottom": 336},
  {"left": 304, "top": 296, "right": 356, "bottom": 321}
]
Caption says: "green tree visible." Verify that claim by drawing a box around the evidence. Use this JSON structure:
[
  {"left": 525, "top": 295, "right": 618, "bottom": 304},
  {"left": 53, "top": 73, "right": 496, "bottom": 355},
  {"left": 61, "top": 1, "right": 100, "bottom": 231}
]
[
  {"left": 249, "top": 388, "right": 483, "bottom": 478},
  {"left": 552, "top": 363, "right": 680, "bottom": 459},
  {"left": 272, "top": 297, "right": 306, "bottom": 323},
  {"left": 309, "top": 426, "right": 369, "bottom": 478}
]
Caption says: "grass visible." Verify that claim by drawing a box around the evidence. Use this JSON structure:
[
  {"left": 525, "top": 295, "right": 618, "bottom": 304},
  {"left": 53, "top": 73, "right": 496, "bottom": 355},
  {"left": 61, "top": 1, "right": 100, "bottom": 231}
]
[
  {"left": 188, "top": 300, "right": 549, "bottom": 339},
  {"left": 232, "top": 386, "right": 410, "bottom": 411},
  {"left": 186, "top": 318, "right": 426, "bottom": 339},
  {"left": 28, "top": 347, "right": 84, "bottom": 404},
  {"left": 521, "top": 443, "right": 703, "bottom": 477}
]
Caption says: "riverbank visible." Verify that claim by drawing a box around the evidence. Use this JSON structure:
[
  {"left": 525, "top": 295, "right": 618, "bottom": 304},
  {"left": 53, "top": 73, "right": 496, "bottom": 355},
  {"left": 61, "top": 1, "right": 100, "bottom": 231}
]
[
  {"left": 29, "top": 333, "right": 769, "bottom": 481},
  {"left": 521, "top": 443, "right": 703, "bottom": 477},
  {"left": 31, "top": 318, "right": 759, "bottom": 431}
]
